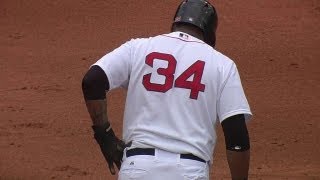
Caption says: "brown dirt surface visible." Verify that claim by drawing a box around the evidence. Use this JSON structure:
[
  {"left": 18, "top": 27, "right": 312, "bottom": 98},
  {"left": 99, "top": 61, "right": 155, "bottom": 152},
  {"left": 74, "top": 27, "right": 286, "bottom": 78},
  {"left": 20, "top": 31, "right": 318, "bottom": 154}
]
[{"left": 0, "top": 0, "right": 319, "bottom": 179}]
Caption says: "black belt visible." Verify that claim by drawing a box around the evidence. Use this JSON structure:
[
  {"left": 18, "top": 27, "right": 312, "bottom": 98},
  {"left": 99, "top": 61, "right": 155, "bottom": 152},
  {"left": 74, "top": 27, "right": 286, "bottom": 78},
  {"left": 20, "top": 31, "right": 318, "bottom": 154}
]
[{"left": 126, "top": 148, "right": 206, "bottom": 163}]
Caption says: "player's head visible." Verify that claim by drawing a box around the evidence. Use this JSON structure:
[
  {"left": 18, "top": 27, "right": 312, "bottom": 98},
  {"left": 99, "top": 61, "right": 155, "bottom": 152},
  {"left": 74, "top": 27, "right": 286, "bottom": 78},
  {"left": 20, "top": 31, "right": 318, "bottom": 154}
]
[{"left": 171, "top": 0, "right": 218, "bottom": 48}]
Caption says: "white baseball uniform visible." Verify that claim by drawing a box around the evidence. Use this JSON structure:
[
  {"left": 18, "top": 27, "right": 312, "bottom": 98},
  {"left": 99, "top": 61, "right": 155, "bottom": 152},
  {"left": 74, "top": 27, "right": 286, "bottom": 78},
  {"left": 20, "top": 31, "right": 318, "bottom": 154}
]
[{"left": 93, "top": 31, "right": 252, "bottom": 180}]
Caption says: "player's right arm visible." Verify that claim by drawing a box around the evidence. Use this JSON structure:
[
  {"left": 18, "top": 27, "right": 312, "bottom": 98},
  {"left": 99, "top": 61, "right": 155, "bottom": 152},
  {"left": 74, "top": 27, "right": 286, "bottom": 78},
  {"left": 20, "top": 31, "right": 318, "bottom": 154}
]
[
  {"left": 81, "top": 39, "right": 133, "bottom": 175},
  {"left": 82, "top": 65, "right": 125, "bottom": 175},
  {"left": 222, "top": 114, "right": 250, "bottom": 180}
]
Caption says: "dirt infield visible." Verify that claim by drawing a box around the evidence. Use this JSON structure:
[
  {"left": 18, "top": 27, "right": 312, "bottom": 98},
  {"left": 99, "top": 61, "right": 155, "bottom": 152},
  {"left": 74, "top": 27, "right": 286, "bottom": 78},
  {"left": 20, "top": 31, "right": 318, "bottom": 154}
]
[{"left": 0, "top": 0, "right": 319, "bottom": 179}]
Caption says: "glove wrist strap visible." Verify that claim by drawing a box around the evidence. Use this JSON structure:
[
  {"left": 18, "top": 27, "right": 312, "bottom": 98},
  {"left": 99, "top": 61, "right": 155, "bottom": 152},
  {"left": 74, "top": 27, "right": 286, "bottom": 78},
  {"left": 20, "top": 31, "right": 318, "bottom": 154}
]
[
  {"left": 92, "top": 123, "right": 114, "bottom": 139},
  {"left": 106, "top": 125, "right": 112, "bottom": 132}
]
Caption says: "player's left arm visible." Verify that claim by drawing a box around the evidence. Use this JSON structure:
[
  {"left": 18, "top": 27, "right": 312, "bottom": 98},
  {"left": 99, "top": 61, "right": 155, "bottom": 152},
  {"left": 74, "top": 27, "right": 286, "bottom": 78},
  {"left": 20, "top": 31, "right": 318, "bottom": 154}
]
[
  {"left": 221, "top": 114, "right": 250, "bottom": 180},
  {"left": 82, "top": 65, "right": 125, "bottom": 175},
  {"left": 218, "top": 62, "right": 252, "bottom": 179}
]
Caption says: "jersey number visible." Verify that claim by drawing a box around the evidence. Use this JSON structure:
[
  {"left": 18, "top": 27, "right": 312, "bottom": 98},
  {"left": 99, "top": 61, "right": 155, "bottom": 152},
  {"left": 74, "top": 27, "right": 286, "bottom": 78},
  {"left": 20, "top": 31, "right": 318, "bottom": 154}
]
[{"left": 142, "top": 52, "right": 205, "bottom": 100}]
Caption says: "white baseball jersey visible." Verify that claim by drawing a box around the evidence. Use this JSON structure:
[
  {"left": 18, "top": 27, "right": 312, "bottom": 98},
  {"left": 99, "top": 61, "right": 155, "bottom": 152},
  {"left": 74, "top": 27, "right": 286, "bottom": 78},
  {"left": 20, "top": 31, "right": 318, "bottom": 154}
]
[{"left": 94, "top": 31, "right": 252, "bottom": 162}]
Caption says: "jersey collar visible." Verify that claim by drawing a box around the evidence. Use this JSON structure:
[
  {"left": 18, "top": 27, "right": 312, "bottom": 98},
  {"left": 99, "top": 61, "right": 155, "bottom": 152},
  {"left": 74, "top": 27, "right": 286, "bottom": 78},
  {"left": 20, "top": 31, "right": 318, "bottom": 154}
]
[{"left": 163, "top": 31, "right": 205, "bottom": 44}]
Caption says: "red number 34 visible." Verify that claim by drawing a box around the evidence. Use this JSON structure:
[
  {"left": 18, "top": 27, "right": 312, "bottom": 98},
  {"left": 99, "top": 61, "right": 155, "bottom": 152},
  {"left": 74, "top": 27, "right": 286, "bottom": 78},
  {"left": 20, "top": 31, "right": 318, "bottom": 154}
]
[{"left": 142, "top": 52, "right": 205, "bottom": 100}]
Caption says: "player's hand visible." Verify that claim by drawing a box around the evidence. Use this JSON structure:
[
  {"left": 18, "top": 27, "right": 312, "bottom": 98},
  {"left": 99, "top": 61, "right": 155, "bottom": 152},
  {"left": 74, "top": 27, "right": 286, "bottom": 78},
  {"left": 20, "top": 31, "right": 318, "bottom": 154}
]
[{"left": 92, "top": 124, "right": 126, "bottom": 175}]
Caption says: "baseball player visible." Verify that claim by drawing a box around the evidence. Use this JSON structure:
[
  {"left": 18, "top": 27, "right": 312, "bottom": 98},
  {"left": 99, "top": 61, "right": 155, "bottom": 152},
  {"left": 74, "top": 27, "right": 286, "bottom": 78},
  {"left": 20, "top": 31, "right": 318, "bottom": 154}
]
[{"left": 82, "top": 0, "right": 252, "bottom": 179}]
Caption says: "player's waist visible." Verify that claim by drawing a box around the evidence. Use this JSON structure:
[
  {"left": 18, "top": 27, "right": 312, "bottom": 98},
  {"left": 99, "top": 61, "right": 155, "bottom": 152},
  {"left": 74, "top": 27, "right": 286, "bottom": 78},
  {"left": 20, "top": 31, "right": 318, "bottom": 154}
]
[
  {"left": 125, "top": 148, "right": 206, "bottom": 163},
  {"left": 124, "top": 134, "right": 213, "bottom": 162}
]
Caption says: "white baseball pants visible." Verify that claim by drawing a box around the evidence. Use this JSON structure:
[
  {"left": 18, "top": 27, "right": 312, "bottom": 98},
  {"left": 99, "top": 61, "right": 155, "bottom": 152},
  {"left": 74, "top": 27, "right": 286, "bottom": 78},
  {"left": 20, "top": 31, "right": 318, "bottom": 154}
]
[{"left": 118, "top": 148, "right": 209, "bottom": 180}]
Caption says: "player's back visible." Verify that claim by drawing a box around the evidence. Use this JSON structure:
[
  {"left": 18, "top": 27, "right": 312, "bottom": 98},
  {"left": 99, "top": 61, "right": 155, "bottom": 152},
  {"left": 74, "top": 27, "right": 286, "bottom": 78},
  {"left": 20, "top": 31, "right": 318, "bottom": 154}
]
[{"left": 122, "top": 31, "right": 236, "bottom": 161}]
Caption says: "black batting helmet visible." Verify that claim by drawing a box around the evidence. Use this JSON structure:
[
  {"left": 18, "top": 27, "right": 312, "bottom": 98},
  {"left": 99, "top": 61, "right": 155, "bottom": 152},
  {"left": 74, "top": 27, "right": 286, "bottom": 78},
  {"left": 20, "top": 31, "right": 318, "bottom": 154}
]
[{"left": 172, "top": 0, "right": 218, "bottom": 47}]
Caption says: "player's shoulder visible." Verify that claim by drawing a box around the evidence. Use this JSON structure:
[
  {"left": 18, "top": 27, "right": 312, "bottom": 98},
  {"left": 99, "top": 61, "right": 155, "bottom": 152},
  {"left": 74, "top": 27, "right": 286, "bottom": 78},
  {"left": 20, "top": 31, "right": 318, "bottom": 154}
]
[
  {"left": 210, "top": 48, "right": 236, "bottom": 68},
  {"left": 126, "top": 33, "right": 163, "bottom": 43},
  {"left": 123, "top": 33, "right": 176, "bottom": 50},
  {"left": 121, "top": 35, "right": 159, "bottom": 49},
  {"left": 124, "top": 37, "right": 148, "bottom": 46}
]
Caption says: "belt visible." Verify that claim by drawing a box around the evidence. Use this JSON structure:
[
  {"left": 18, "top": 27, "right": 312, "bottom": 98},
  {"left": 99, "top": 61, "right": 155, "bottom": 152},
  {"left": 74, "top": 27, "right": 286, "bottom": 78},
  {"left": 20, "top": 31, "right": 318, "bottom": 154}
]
[{"left": 126, "top": 148, "right": 206, "bottom": 163}]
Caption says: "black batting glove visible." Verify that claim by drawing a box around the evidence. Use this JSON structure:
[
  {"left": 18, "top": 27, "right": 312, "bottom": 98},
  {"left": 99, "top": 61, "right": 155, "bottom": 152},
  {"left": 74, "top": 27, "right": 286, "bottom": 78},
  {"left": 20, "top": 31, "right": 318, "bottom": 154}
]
[{"left": 92, "top": 124, "right": 125, "bottom": 175}]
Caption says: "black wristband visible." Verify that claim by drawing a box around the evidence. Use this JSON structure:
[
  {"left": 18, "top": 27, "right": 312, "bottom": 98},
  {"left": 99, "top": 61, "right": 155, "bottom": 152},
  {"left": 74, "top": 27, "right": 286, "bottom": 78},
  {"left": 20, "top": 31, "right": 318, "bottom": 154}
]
[
  {"left": 82, "top": 65, "right": 110, "bottom": 100},
  {"left": 222, "top": 114, "right": 250, "bottom": 152}
]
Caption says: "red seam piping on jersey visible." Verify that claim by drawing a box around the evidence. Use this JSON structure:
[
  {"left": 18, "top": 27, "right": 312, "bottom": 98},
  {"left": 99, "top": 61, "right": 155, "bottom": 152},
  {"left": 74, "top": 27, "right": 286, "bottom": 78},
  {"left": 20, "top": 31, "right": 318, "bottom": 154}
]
[{"left": 161, "top": 35, "right": 205, "bottom": 44}]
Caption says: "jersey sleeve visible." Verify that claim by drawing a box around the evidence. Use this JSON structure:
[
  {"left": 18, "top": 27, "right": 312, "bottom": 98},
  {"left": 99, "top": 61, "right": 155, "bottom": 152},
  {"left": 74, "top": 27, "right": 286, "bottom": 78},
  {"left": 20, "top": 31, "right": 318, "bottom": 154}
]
[
  {"left": 217, "top": 63, "right": 252, "bottom": 122},
  {"left": 92, "top": 40, "right": 133, "bottom": 90}
]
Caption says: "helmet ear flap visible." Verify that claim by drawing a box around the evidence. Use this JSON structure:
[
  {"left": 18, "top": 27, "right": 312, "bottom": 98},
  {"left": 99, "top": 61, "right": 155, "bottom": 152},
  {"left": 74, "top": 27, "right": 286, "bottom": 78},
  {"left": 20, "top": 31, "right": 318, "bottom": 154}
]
[{"left": 204, "top": 10, "right": 218, "bottom": 48}]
